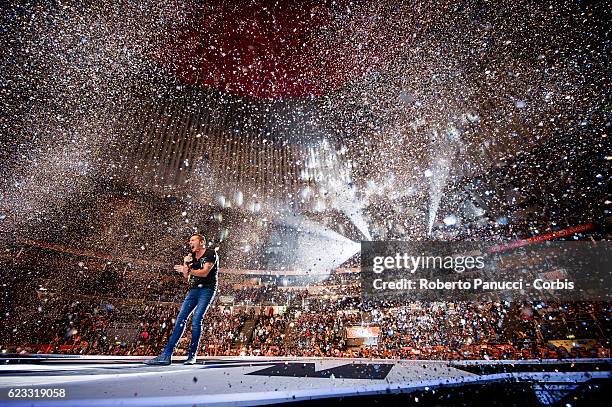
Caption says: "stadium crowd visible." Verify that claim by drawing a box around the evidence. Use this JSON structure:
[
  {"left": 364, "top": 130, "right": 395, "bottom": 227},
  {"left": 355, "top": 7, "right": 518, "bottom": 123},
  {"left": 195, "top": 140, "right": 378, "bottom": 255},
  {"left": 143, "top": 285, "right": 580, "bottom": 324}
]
[{"left": 2, "top": 260, "right": 609, "bottom": 360}]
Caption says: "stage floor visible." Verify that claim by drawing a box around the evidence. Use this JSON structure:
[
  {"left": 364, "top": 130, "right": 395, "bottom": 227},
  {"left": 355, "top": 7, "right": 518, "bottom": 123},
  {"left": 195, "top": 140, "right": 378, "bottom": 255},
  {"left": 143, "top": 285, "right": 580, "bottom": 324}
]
[{"left": 0, "top": 355, "right": 610, "bottom": 406}]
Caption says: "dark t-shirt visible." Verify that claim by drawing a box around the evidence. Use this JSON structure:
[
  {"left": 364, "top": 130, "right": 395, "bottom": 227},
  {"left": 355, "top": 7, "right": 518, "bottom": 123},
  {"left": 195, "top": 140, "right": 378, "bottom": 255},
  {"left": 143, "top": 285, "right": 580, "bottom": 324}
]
[{"left": 188, "top": 248, "right": 219, "bottom": 289}]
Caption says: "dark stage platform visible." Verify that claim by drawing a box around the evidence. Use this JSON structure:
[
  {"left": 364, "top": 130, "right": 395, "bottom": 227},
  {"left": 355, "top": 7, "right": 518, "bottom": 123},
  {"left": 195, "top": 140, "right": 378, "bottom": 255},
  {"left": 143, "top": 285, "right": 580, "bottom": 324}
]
[{"left": 0, "top": 356, "right": 610, "bottom": 406}]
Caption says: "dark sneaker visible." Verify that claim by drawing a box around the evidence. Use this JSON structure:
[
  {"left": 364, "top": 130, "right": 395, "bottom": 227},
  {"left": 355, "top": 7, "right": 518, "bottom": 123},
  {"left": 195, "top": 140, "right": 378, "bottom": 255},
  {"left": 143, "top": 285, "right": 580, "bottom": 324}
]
[
  {"left": 144, "top": 354, "right": 171, "bottom": 366},
  {"left": 184, "top": 354, "right": 197, "bottom": 365}
]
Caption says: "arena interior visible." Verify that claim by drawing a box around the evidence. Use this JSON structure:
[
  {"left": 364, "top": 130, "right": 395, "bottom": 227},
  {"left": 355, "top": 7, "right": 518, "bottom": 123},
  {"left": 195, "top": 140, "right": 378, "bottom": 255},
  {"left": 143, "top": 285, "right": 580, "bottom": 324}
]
[{"left": 0, "top": 0, "right": 610, "bottom": 406}]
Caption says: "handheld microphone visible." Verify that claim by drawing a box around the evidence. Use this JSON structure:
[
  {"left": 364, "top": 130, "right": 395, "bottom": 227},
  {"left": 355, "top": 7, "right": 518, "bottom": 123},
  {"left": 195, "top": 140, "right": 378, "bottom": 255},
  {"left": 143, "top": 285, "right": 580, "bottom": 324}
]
[{"left": 184, "top": 246, "right": 194, "bottom": 266}]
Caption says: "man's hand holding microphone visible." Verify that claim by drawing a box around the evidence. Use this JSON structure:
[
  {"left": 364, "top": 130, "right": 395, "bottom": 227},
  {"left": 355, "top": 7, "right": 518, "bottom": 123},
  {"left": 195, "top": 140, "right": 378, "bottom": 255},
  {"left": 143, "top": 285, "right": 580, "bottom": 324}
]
[{"left": 174, "top": 253, "right": 193, "bottom": 280}]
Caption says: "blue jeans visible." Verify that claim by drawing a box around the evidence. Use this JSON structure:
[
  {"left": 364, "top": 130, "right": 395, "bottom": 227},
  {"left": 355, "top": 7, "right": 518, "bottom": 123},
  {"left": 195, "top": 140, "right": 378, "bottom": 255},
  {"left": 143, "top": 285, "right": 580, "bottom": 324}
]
[{"left": 162, "top": 287, "right": 215, "bottom": 357}]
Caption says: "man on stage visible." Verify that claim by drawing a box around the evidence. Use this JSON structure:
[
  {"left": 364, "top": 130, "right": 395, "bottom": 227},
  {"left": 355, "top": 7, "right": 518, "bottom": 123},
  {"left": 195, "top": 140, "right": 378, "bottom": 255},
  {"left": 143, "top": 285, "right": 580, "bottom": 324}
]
[{"left": 145, "top": 234, "right": 219, "bottom": 365}]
